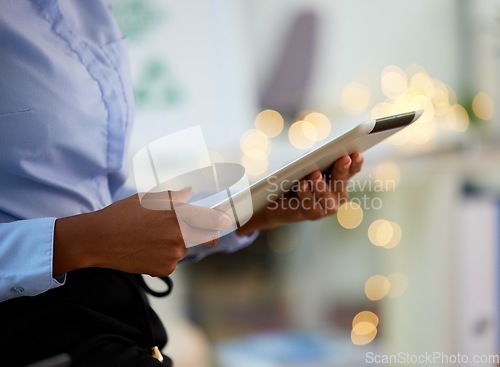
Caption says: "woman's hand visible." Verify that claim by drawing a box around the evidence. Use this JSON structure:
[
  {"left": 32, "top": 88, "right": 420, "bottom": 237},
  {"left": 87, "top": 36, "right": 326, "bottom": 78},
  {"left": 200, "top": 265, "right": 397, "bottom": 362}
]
[
  {"left": 53, "top": 188, "right": 233, "bottom": 277},
  {"left": 237, "top": 152, "right": 364, "bottom": 234}
]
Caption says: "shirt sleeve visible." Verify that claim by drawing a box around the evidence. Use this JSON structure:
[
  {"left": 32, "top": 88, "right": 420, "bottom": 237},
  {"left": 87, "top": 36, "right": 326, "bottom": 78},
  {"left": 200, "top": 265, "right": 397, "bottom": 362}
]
[
  {"left": 0, "top": 218, "right": 65, "bottom": 302},
  {"left": 111, "top": 185, "right": 137, "bottom": 202},
  {"left": 181, "top": 230, "right": 260, "bottom": 264}
]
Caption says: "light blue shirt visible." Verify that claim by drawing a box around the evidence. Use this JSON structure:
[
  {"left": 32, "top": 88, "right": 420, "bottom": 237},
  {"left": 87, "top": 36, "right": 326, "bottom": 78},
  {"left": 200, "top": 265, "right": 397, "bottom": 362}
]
[{"left": 0, "top": 0, "right": 257, "bottom": 302}]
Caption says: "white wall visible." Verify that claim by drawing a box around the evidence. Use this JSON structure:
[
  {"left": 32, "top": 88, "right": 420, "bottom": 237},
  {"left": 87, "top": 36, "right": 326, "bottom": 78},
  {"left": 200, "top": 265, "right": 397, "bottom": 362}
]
[{"left": 247, "top": 0, "right": 462, "bottom": 112}]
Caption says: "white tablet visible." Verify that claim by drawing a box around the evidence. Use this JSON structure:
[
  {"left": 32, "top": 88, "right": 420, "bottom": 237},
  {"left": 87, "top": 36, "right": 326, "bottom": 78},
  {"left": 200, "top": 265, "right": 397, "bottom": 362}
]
[{"left": 212, "top": 110, "right": 422, "bottom": 216}]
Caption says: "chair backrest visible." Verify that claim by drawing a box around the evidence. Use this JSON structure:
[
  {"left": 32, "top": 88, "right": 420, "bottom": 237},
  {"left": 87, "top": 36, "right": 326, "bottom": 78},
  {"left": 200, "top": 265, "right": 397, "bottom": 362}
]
[{"left": 259, "top": 10, "right": 318, "bottom": 119}]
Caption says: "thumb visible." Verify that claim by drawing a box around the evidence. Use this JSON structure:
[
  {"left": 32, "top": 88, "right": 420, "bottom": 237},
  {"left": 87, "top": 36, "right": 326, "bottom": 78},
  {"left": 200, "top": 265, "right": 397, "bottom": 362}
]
[{"left": 140, "top": 187, "right": 193, "bottom": 210}]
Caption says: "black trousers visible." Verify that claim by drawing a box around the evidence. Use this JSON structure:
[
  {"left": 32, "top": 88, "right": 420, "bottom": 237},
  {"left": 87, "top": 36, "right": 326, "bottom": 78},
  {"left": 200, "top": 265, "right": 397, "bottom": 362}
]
[{"left": 0, "top": 268, "right": 172, "bottom": 367}]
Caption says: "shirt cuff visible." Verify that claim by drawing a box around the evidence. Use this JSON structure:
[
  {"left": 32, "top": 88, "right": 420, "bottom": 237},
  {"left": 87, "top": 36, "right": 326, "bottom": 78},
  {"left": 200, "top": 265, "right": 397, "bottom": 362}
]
[
  {"left": 0, "top": 217, "right": 65, "bottom": 302},
  {"left": 181, "top": 230, "right": 259, "bottom": 264}
]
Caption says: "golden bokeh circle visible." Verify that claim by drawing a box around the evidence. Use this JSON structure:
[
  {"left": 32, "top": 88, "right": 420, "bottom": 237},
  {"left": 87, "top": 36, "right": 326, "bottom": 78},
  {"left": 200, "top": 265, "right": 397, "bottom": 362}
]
[
  {"left": 255, "top": 109, "right": 284, "bottom": 137},
  {"left": 337, "top": 201, "right": 364, "bottom": 229},
  {"left": 365, "top": 275, "right": 391, "bottom": 301}
]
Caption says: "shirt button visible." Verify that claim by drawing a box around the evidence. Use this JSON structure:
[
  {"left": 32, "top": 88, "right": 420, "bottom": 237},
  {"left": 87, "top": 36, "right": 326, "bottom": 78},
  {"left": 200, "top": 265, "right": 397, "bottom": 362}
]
[{"left": 10, "top": 286, "right": 24, "bottom": 293}]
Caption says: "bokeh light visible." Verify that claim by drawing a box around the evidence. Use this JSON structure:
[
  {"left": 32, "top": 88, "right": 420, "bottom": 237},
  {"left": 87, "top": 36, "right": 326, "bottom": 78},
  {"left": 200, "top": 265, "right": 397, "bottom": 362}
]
[
  {"left": 432, "top": 82, "right": 451, "bottom": 116},
  {"left": 288, "top": 120, "right": 318, "bottom": 150},
  {"left": 383, "top": 221, "right": 402, "bottom": 249},
  {"left": 408, "top": 119, "right": 436, "bottom": 145},
  {"left": 340, "top": 82, "right": 371, "bottom": 115},
  {"left": 370, "top": 64, "right": 469, "bottom": 150},
  {"left": 447, "top": 85, "right": 458, "bottom": 105},
  {"left": 408, "top": 72, "right": 434, "bottom": 97},
  {"left": 240, "top": 129, "right": 271, "bottom": 157},
  {"left": 371, "top": 102, "right": 393, "bottom": 119},
  {"left": 365, "top": 275, "right": 391, "bottom": 301},
  {"left": 387, "top": 126, "right": 410, "bottom": 146},
  {"left": 351, "top": 328, "right": 377, "bottom": 345},
  {"left": 368, "top": 219, "right": 393, "bottom": 247},
  {"left": 352, "top": 321, "right": 377, "bottom": 336},
  {"left": 352, "top": 310, "right": 379, "bottom": 328},
  {"left": 368, "top": 219, "right": 402, "bottom": 249},
  {"left": 410, "top": 95, "right": 434, "bottom": 123},
  {"left": 445, "top": 104, "right": 469, "bottom": 132},
  {"left": 254, "top": 109, "right": 284, "bottom": 138},
  {"left": 381, "top": 65, "right": 408, "bottom": 99},
  {"left": 303, "top": 112, "right": 331, "bottom": 141},
  {"left": 472, "top": 91, "right": 494, "bottom": 121},
  {"left": 351, "top": 311, "right": 379, "bottom": 345},
  {"left": 337, "top": 201, "right": 364, "bottom": 229},
  {"left": 241, "top": 151, "right": 268, "bottom": 176}
]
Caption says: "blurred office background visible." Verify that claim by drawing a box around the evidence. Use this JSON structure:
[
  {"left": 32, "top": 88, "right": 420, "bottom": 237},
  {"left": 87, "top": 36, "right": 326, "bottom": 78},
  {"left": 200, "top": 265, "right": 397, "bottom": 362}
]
[{"left": 113, "top": 0, "right": 500, "bottom": 366}]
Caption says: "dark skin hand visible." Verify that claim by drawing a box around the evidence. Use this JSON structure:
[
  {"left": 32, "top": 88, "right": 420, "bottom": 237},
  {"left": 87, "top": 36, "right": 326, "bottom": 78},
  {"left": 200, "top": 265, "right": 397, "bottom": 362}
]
[
  {"left": 53, "top": 152, "right": 363, "bottom": 277},
  {"left": 53, "top": 188, "right": 233, "bottom": 276},
  {"left": 237, "top": 152, "right": 364, "bottom": 234}
]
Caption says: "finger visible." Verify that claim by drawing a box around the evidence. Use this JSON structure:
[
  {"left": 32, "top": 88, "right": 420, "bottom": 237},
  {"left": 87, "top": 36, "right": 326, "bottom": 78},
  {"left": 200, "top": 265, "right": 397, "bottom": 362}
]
[
  {"left": 309, "top": 171, "right": 337, "bottom": 216},
  {"left": 330, "top": 155, "right": 352, "bottom": 201},
  {"left": 174, "top": 203, "right": 233, "bottom": 230},
  {"left": 349, "top": 152, "right": 363, "bottom": 177},
  {"left": 331, "top": 155, "right": 352, "bottom": 183},
  {"left": 277, "top": 179, "right": 317, "bottom": 222},
  {"left": 140, "top": 187, "right": 193, "bottom": 210},
  {"left": 287, "top": 178, "right": 313, "bottom": 221},
  {"left": 296, "top": 177, "right": 313, "bottom": 202}
]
